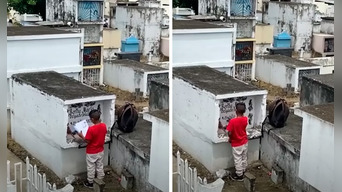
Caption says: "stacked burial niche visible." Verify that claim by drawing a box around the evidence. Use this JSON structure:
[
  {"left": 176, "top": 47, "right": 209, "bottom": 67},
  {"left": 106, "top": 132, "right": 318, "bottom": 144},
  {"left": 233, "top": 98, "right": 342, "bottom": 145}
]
[
  {"left": 10, "top": 71, "right": 115, "bottom": 178},
  {"left": 173, "top": 66, "right": 268, "bottom": 172}
]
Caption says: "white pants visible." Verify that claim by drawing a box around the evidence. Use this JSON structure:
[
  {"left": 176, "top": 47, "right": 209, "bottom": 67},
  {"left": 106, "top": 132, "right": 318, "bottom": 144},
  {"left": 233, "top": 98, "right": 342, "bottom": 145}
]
[
  {"left": 232, "top": 143, "right": 248, "bottom": 176},
  {"left": 86, "top": 151, "right": 105, "bottom": 183}
]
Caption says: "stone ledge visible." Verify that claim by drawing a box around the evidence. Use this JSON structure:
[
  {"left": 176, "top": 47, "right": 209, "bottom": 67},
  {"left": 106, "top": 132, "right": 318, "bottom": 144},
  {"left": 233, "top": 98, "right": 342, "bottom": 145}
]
[
  {"left": 112, "top": 117, "right": 152, "bottom": 161},
  {"left": 263, "top": 113, "right": 302, "bottom": 156}
]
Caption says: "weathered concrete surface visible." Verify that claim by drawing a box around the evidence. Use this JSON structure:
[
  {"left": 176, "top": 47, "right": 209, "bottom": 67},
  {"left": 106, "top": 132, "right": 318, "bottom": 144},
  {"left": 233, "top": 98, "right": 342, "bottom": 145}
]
[
  {"left": 45, "top": 0, "right": 104, "bottom": 44},
  {"left": 173, "top": 19, "right": 227, "bottom": 30},
  {"left": 143, "top": 110, "right": 169, "bottom": 192},
  {"left": 244, "top": 172, "right": 256, "bottom": 192},
  {"left": 255, "top": 55, "right": 321, "bottom": 92},
  {"left": 7, "top": 26, "right": 76, "bottom": 36},
  {"left": 115, "top": 6, "right": 163, "bottom": 60},
  {"left": 198, "top": 0, "right": 228, "bottom": 18},
  {"left": 300, "top": 74, "right": 334, "bottom": 107},
  {"left": 103, "top": 48, "right": 119, "bottom": 60},
  {"left": 303, "top": 56, "right": 334, "bottom": 75},
  {"left": 319, "top": 17, "right": 334, "bottom": 35},
  {"left": 12, "top": 71, "right": 112, "bottom": 101},
  {"left": 304, "top": 56, "right": 334, "bottom": 67},
  {"left": 230, "top": 19, "right": 254, "bottom": 38},
  {"left": 46, "top": 0, "right": 75, "bottom": 22},
  {"left": 108, "top": 59, "right": 165, "bottom": 72},
  {"left": 294, "top": 104, "right": 333, "bottom": 192},
  {"left": 103, "top": 59, "right": 168, "bottom": 97},
  {"left": 257, "top": 55, "right": 318, "bottom": 68},
  {"left": 149, "top": 79, "right": 169, "bottom": 111},
  {"left": 260, "top": 113, "right": 319, "bottom": 192},
  {"left": 46, "top": 0, "right": 104, "bottom": 25},
  {"left": 79, "top": 24, "right": 103, "bottom": 43},
  {"left": 173, "top": 66, "right": 263, "bottom": 96},
  {"left": 298, "top": 103, "right": 334, "bottom": 124},
  {"left": 110, "top": 117, "right": 162, "bottom": 192},
  {"left": 264, "top": 2, "right": 316, "bottom": 52}
]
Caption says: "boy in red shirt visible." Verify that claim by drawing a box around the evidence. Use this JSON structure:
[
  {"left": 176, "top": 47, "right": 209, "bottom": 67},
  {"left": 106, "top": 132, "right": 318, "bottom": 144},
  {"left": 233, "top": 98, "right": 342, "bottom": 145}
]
[
  {"left": 226, "top": 102, "right": 248, "bottom": 181},
  {"left": 78, "top": 109, "right": 107, "bottom": 188}
]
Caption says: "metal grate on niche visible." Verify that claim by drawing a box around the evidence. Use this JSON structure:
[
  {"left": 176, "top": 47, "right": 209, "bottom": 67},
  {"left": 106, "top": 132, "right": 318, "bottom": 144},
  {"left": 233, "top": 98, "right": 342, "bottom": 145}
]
[
  {"left": 235, "top": 63, "right": 252, "bottom": 82},
  {"left": 83, "top": 68, "right": 100, "bottom": 86}
]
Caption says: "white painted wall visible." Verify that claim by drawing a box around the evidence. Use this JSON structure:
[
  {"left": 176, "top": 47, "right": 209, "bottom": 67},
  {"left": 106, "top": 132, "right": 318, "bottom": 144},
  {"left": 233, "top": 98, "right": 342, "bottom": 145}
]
[
  {"left": 103, "top": 61, "right": 168, "bottom": 97},
  {"left": 256, "top": 12, "right": 263, "bottom": 23},
  {"left": 173, "top": 77, "right": 266, "bottom": 172},
  {"left": 266, "top": 2, "right": 316, "bottom": 52},
  {"left": 314, "top": 2, "right": 334, "bottom": 18},
  {"left": 143, "top": 113, "right": 169, "bottom": 192},
  {"left": 10, "top": 79, "right": 115, "bottom": 178},
  {"left": 303, "top": 57, "right": 334, "bottom": 75},
  {"left": 256, "top": 57, "right": 321, "bottom": 92},
  {"left": 173, "top": 29, "right": 236, "bottom": 71},
  {"left": 320, "top": 20, "right": 334, "bottom": 35},
  {"left": 294, "top": 110, "right": 334, "bottom": 192},
  {"left": 7, "top": 36, "right": 82, "bottom": 77},
  {"left": 7, "top": 35, "right": 83, "bottom": 108},
  {"left": 103, "top": 62, "right": 144, "bottom": 94},
  {"left": 256, "top": 57, "right": 295, "bottom": 88},
  {"left": 173, "top": 78, "right": 218, "bottom": 142},
  {"left": 319, "top": 65, "right": 334, "bottom": 75}
]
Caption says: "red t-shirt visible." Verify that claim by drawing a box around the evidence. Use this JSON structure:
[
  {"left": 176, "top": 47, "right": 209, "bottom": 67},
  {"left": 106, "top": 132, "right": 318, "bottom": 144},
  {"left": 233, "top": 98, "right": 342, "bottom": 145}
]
[
  {"left": 85, "top": 123, "right": 107, "bottom": 154},
  {"left": 226, "top": 116, "right": 248, "bottom": 147}
]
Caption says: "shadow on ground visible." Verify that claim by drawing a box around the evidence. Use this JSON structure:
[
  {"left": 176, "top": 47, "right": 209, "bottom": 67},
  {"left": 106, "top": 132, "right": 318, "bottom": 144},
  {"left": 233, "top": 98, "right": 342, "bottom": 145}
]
[
  {"left": 173, "top": 142, "right": 290, "bottom": 192},
  {"left": 7, "top": 133, "right": 136, "bottom": 191}
]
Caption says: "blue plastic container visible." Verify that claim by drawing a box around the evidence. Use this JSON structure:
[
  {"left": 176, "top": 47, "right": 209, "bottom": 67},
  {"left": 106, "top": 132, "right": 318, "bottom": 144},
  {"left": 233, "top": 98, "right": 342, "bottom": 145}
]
[
  {"left": 273, "top": 32, "right": 291, "bottom": 48},
  {"left": 121, "top": 36, "right": 139, "bottom": 52}
]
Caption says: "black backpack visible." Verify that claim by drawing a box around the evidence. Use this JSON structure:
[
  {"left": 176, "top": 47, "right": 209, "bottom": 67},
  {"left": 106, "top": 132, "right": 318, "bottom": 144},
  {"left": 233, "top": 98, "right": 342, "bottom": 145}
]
[
  {"left": 116, "top": 103, "right": 139, "bottom": 133},
  {"left": 267, "top": 98, "right": 290, "bottom": 128}
]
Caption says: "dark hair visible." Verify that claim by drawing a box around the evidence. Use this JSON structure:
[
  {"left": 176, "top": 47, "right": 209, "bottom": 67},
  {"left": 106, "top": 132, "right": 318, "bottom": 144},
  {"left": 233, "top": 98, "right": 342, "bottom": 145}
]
[
  {"left": 89, "top": 109, "right": 101, "bottom": 121},
  {"left": 235, "top": 102, "right": 246, "bottom": 114}
]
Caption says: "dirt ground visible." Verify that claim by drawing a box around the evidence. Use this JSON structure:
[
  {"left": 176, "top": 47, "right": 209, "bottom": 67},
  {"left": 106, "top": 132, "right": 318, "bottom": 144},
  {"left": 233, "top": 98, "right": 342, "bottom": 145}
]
[
  {"left": 251, "top": 80, "right": 299, "bottom": 107},
  {"left": 7, "top": 133, "right": 131, "bottom": 191},
  {"left": 222, "top": 162, "right": 290, "bottom": 192},
  {"left": 97, "top": 84, "right": 149, "bottom": 112},
  {"left": 72, "top": 168, "right": 137, "bottom": 192},
  {"left": 173, "top": 142, "right": 216, "bottom": 183},
  {"left": 173, "top": 142, "right": 290, "bottom": 192},
  {"left": 7, "top": 133, "right": 65, "bottom": 188}
]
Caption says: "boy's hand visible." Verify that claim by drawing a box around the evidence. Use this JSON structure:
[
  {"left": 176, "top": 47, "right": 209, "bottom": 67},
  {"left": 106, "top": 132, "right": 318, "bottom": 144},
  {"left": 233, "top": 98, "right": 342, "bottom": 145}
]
[
  {"left": 77, "top": 131, "right": 89, "bottom": 143},
  {"left": 77, "top": 131, "right": 84, "bottom": 139}
]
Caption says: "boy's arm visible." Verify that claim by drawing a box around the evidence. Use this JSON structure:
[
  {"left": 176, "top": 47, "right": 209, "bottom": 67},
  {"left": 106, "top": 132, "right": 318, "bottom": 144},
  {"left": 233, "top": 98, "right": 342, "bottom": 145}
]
[
  {"left": 78, "top": 131, "right": 90, "bottom": 143},
  {"left": 227, "top": 131, "right": 232, "bottom": 143},
  {"left": 226, "top": 120, "right": 233, "bottom": 143}
]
